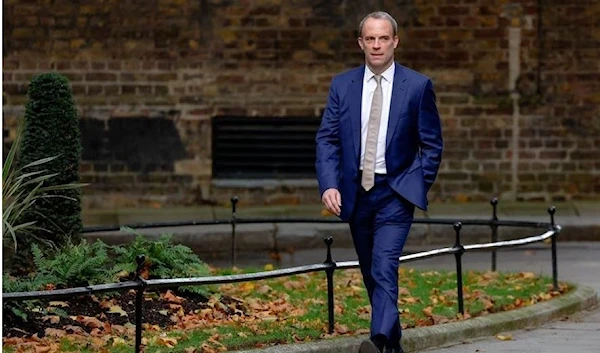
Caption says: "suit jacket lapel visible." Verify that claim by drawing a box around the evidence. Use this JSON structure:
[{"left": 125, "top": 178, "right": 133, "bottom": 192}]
[
  {"left": 349, "top": 65, "right": 365, "bottom": 161},
  {"left": 386, "top": 63, "right": 408, "bottom": 149}
]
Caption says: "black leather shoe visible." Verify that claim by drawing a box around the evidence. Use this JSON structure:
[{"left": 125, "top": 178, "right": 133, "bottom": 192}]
[{"left": 359, "top": 339, "right": 383, "bottom": 353}]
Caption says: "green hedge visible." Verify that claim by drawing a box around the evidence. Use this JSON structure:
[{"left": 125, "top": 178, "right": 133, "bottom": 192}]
[{"left": 17, "top": 72, "right": 83, "bottom": 246}]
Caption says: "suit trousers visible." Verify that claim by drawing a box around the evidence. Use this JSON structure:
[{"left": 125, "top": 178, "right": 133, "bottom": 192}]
[{"left": 349, "top": 173, "right": 414, "bottom": 345}]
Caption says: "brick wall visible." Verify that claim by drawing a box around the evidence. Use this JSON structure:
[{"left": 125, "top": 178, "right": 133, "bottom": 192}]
[{"left": 3, "top": 0, "right": 599, "bottom": 208}]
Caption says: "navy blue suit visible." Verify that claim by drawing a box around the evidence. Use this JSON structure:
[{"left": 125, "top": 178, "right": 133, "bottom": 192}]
[{"left": 315, "top": 62, "right": 443, "bottom": 345}]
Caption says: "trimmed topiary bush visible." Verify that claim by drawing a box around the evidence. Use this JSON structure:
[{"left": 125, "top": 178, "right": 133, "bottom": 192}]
[{"left": 16, "top": 73, "right": 83, "bottom": 248}]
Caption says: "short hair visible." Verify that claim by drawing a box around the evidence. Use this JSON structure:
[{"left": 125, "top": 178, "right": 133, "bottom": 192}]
[{"left": 358, "top": 11, "right": 398, "bottom": 37}]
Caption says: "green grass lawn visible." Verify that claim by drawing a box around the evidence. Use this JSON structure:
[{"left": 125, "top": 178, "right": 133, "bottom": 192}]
[{"left": 3, "top": 268, "right": 568, "bottom": 353}]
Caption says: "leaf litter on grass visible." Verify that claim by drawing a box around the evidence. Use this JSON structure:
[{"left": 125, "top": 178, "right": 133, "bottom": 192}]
[{"left": 2, "top": 267, "right": 569, "bottom": 352}]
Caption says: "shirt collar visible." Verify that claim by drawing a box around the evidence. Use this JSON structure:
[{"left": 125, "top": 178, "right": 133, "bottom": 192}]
[{"left": 364, "top": 63, "right": 395, "bottom": 83}]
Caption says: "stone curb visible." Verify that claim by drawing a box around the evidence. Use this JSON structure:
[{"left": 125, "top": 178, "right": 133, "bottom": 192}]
[
  {"left": 231, "top": 285, "right": 598, "bottom": 353},
  {"left": 84, "top": 222, "right": 600, "bottom": 258}
]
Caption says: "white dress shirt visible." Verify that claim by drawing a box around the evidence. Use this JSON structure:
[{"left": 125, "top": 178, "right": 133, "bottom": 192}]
[{"left": 360, "top": 64, "right": 395, "bottom": 174}]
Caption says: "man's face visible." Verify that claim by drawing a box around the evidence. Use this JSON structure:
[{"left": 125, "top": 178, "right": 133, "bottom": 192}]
[{"left": 358, "top": 18, "right": 399, "bottom": 74}]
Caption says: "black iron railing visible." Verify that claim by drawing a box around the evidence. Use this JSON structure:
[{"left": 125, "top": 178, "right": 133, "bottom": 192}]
[{"left": 4, "top": 198, "right": 561, "bottom": 353}]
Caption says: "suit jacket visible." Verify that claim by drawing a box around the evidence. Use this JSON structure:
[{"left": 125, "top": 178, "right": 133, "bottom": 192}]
[{"left": 315, "top": 62, "right": 443, "bottom": 221}]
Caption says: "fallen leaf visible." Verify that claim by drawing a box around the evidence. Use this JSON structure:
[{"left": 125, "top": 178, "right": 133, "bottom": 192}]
[
  {"left": 44, "top": 328, "right": 66, "bottom": 338},
  {"left": 72, "top": 315, "right": 104, "bottom": 329},
  {"left": 520, "top": 272, "right": 536, "bottom": 279},
  {"left": 335, "top": 323, "right": 349, "bottom": 334},
  {"left": 249, "top": 301, "right": 269, "bottom": 311},
  {"left": 256, "top": 285, "right": 272, "bottom": 294},
  {"left": 64, "top": 325, "right": 86, "bottom": 335},
  {"left": 238, "top": 282, "right": 255, "bottom": 292},
  {"left": 107, "top": 305, "right": 128, "bottom": 317},
  {"left": 401, "top": 296, "right": 419, "bottom": 304},
  {"left": 422, "top": 306, "right": 433, "bottom": 317},
  {"left": 201, "top": 342, "right": 217, "bottom": 353},
  {"left": 514, "top": 298, "right": 524, "bottom": 307},
  {"left": 157, "top": 336, "right": 178, "bottom": 348},
  {"left": 431, "top": 314, "right": 450, "bottom": 325},
  {"left": 163, "top": 290, "right": 185, "bottom": 304},
  {"left": 112, "top": 337, "right": 128, "bottom": 346},
  {"left": 481, "top": 298, "right": 495, "bottom": 310},
  {"left": 48, "top": 301, "right": 69, "bottom": 308},
  {"left": 283, "top": 280, "right": 304, "bottom": 290},
  {"left": 495, "top": 334, "right": 513, "bottom": 341},
  {"left": 33, "top": 344, "right": 52, "bottom": 353},
  {"left": 264, "top": 264, "right": 274, "bottom": 271},
  {"left": 41, "top": 315, "right": 60, "bottom": 324},
  {"left": 259, "top": 315, "right": 278, "bottom": 322}
]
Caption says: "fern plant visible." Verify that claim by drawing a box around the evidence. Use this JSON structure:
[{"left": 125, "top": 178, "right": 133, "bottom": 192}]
[
  {"left": 2, "top": 272, "right": 54, "bottom": 293},
  {"left": 112, "top": 227, "right": 212, "bottom": 295},
  {"left": 2, "top": 272, "right": 57, "bottom": 322},
  {"left": 32, "top": 240, "right": 111, "bottom": 288}
]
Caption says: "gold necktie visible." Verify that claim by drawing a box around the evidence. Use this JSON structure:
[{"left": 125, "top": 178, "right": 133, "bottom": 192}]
[{"left": 361, "top": 75, "right": 383, "bottom": 191}]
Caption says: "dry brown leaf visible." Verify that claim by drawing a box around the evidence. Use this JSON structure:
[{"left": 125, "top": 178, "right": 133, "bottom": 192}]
[
  {"left": 201, "top": 342, "right": 218, "bottom": 353},
  {"left": 335, "top": 323, "right": 349, "bottom": 334},
  {"left": 157, "top": 336, "right": 178, "bottom": 348},
  {"left": 33, "top": 344, "right": 52, "bottom": 353},
  {"left": 72, "top": 315, "right": 104, "bottom": 329},
  {"left": 258, "top": 314, "right": 278, "bottom": 322},
  {"left": 249, "top": 301, "right": 269, "bottom": 311},
  {"left": 44, "top": 328, "right": 66, "bottom": 338},
  {"left": 238, "top": 282, "right": 255, "bottom": 292},
  {"left": 422, "top": 306, "right": 433, "bottom": 317},
  {"left": 401, "top": 296, "right": 419, "bottom": 304},
  {"left": 256, "top": 285, "right": 272, "bottom": 294},
  {"left": 48, "top": 301, "right": 69, "bottom": 308},
  {"left": 107, "top": 305, "right": 128, "bottom": 317},
  {"left": 41, "top": 315, "right": 60, "bottom": 324},
  {"left": 163, "top": 290, "right": 185, "bottom": 304},
  {"left": 63, "top": 325, "right": 86, "bottom": 335},
  {"left": 431, "top": 314, "right": 450, "bottom": 325},
  {"left": 481, "top": 298, "right": 495, "bottom": 310},
  {"left": 514, "top": 298, "right": 524, "bottom": 307},
  {"left": 283, "top": 280, "right": 304, "bottom": 290},
  {"left": 185, "top": 348, "right": 198, "bottom": 353},
  {"left": 520, "top": 272, "right": 536, "bottom": 279},
  {"left": 495, "top": 334, "right": 513, "bottom": 341},
  {"left": 112, "top": 337, "right": 128, "bottom": 346}
]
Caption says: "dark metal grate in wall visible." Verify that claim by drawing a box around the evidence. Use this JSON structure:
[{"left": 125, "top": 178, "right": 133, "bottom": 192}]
[{"left": 212, "top": 116, "right": 321, "bottom": 179}]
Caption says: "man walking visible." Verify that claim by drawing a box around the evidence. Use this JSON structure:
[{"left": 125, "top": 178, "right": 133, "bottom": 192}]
[{"left": 315, "top": 11, "right": 443, "bottom": 353}]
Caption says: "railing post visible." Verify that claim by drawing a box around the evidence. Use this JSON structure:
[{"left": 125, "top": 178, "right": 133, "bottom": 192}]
[
  {"left": 134, "top": 254, "right": 146, "bottom": 353},
  {"left": 549, "top": 206, "right": 558, "bottom": 291},
  {"left": 453, "top": 222, "right": 465, "bottom": 315},
  {"left": 231, "top": 196, "right": 238, "bottom": 268},
  {"left": 490, "top": 197, "right": 499, "bottom": 271},
  {"left": 323, "top": 236, "right": 336, "bottom": 334}
]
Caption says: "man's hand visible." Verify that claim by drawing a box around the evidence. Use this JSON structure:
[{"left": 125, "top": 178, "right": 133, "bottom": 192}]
[{"left": 322, "top": 188, "right": 341, "bottom": 216}]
